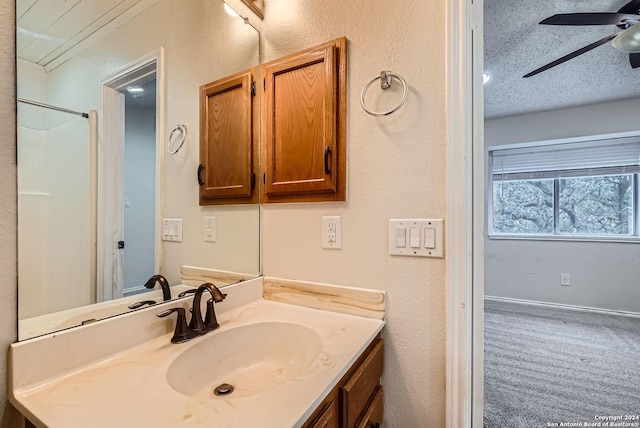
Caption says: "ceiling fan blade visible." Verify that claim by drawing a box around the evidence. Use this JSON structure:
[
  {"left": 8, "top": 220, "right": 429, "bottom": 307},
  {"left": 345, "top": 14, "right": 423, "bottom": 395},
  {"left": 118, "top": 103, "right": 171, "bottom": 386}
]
[
  {"left": 540, "top": 13, "right": 639, "bottom": 26},
  {"left": 630, "top": 53, "right": 640, "bottom": 68},
  {"left": 523, "top": 33, "right": 618, "bottom": 78},
  {"left": 618, "top": 0, "right": 640, "bottom": 14}
]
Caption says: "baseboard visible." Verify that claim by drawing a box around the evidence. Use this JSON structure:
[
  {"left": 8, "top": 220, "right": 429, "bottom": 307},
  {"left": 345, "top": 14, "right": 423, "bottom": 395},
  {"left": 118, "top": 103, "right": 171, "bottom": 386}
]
[{"left": 484, "top": 295, "right": 640, "bottom": 319}]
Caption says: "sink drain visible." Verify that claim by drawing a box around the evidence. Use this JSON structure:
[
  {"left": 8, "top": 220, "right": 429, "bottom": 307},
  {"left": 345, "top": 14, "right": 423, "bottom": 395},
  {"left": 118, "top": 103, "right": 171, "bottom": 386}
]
[{"left": 213, "top": 383, "right": 234, "bottom": 396}]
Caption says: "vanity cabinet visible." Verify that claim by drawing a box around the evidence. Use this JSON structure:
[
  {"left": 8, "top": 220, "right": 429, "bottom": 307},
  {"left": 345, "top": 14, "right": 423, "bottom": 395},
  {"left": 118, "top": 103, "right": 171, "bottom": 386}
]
[
  {"left": 261, "top": 37, "right": 347, "bottom": 203},
  {"left": 304, "top": 336, "right": 383, "bottom": 428},
  {"left": 199, "top": 68, "right": 258, "bottom": 205}
]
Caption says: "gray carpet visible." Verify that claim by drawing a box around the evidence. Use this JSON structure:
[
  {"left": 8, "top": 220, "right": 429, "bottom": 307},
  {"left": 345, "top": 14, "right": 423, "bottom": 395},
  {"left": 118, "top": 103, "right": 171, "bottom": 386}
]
[{"left": 484, "top": 299, "right": 640, "bottom": 428}]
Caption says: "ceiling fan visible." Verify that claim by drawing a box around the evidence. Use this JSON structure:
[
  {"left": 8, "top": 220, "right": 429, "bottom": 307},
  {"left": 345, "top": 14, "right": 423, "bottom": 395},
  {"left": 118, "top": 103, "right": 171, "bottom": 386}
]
[{"left": 524, "top": 0, "right": 640, "bottom": 77}]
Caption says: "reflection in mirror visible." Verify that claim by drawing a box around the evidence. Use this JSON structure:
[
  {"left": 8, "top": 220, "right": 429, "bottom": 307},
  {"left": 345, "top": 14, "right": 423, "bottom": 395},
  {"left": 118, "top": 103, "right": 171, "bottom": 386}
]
[{"left": 17, "top": 0, "right": 261, "bottom": 340}]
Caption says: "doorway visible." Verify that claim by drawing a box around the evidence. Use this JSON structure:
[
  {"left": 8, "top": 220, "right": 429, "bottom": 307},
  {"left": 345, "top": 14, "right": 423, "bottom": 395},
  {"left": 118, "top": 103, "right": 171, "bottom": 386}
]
[
  {"left": 480, "top": 0, "right": 640, "bottom": 426},
  {"left": 98, "top": 49, "right": 164, "bottom": 302},
  {"left": 122, "top": 77, "right": 157, "bottom": 296}
]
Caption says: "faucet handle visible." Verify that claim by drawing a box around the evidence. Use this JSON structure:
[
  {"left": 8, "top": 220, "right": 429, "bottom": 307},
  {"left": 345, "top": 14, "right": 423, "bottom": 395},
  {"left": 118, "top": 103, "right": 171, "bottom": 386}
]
[
  {"left": 178, "top": 289, "right": 197, "bottom": 298},
  {"left": 157, "top": 307, "right": 198, "bottom": 344},
  {"left": 128, "top": 300, "right": 157, "bottom": 310}
]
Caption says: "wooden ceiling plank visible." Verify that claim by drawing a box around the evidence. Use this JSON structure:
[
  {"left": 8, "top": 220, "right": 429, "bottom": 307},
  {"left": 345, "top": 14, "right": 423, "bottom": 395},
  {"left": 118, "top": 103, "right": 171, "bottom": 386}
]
[
  {"left": 44, "top": 0, "right": 160, "bottom": 71},
  {"left": 17, "top": 0, "right": 81, "bottom": 52},
  {"left": 16, "top": 0, "right": 38, "bottom": 21},
  {"left": 21, "top": 0, "right": 129, "bottom": 64}
]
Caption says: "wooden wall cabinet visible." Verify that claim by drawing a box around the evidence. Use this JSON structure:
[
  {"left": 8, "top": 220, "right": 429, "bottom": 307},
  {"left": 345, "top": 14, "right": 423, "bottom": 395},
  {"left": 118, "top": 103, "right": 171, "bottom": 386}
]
[
  {"left": 261, "top": 37, "right": 347, "bottom": 203},
  {"left": 304, "top": 336, "right": 384, "bottom": 428},
  {"left": 199, "top": 68, "right": 258, "bottom": 205}
]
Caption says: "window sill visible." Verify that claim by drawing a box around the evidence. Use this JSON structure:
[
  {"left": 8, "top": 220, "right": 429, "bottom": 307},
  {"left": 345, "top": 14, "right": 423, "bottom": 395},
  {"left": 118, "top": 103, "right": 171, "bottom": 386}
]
[{"left": 487, "top": 234, "right": 640, "bottom": 244}]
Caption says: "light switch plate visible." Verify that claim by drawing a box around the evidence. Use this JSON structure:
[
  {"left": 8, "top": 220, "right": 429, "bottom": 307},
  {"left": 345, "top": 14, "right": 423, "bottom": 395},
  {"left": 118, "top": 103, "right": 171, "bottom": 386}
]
[
  {"left": 162, "top": 219, "right": 183, "bottom": 242},
  {"left": 389, "top": 219, "right": 444, "bottom": 258}
]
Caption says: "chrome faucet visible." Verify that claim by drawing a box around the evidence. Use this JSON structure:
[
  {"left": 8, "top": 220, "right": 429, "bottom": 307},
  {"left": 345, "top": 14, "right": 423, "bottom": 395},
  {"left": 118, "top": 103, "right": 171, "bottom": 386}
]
[
  {"left": 156, "top": 282, "right": 226, "bottom": 344},
  {"left": 189, "top": 283, "right": 226, "bottom": 334},
  {"left": 143, "top": 274, "right": 171, "bottom": 301}
]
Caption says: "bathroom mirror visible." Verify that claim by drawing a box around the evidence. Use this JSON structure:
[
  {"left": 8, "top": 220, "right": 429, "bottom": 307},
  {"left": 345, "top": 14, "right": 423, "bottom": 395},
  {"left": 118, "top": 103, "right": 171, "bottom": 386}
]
[{"left": 16, "top": 0, "right": 261, "bottom": 340}]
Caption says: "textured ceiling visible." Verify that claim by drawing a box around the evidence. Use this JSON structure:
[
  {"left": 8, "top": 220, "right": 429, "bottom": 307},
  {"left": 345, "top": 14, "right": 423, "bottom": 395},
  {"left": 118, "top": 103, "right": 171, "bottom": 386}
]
[{"left": 484, "top": 0, "right": 640, "bottom": 118}]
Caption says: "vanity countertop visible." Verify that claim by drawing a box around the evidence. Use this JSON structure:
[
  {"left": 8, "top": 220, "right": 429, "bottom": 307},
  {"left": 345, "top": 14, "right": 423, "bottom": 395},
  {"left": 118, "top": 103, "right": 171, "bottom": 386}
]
[
  {"left": 19, "top": 284, "right": 195, "bottom": 340},
  {"left": 11, "top": 299, "right": 384, "bottom": 428}
]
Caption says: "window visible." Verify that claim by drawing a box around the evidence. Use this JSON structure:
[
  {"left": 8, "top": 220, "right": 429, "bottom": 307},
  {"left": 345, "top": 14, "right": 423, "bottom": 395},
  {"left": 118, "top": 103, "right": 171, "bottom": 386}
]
[{"left": 489, "top": 136, "right": 640, "bottom": 239}]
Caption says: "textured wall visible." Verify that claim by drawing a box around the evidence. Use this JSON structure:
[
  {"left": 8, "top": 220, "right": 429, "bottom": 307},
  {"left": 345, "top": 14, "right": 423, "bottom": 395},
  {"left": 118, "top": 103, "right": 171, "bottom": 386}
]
[
  {"left": 261, "top": 1, "right": 447, "bottom": 426},
  {"left": 485, "top": 98, "right": 640, "bottom": 312},
  {"left": 0, "top": 0, "right": 20, "bottom": 425}
]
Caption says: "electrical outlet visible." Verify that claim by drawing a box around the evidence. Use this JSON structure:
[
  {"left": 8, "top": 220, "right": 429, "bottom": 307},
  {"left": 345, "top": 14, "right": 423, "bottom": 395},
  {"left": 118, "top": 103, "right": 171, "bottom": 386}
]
[
  {"left": 322, "top": 216, "right": 342, "bottom": 249},
  {"left": 204, "top": 216, "right": 216, "bottom": 242},
  {"left": 560, "top": 273, "right": 570, "bottom": 286}
]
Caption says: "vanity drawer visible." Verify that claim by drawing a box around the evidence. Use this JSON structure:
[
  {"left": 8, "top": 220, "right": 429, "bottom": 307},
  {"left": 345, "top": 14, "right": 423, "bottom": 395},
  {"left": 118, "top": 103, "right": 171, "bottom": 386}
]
[
  {"left": 340, "top": 339, "right": 384, "bottom": 428},
  {"left": 356, "top": 386, "right": 383, "bottom": 428},
  {"left": 308, "top": 395, "right": 340, "bottom": 428}
]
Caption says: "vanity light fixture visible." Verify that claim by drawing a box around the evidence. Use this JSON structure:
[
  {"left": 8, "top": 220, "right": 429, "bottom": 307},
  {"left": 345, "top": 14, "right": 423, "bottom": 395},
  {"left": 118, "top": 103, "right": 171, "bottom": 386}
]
[{"left": 224, "top": 2, "right": 240, "bottom": 17}]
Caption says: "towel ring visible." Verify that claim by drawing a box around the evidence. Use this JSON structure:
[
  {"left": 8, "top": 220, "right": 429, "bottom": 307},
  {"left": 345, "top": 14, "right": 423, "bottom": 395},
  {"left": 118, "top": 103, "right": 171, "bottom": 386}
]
[
  {"left": 168, "top": 124, "right": 187, "bottom": 154},
  {"left": 360, "top": 71, "right": 408, "bottom": 116}
]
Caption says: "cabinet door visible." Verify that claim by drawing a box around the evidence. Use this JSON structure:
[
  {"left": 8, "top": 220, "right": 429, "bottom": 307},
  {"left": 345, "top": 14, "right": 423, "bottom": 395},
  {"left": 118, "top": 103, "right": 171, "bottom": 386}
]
[
  {"left": 199, "top": 70, "right": 255, "bottom": 205},
  {"left": 262, "top": 37, "right": 346, "bottom": 203},
  {"left": 341, "top": 339, "right": 384, "bottom": 428},
  {"left": 356, "top": 387, "right": 383, "bottom": 428}
]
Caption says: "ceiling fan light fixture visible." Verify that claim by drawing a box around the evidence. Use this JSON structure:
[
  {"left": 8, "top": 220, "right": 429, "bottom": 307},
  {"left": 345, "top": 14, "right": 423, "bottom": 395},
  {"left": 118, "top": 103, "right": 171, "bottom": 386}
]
[{"left": 612, "top": 24, "right": 640, "bottom": 53}]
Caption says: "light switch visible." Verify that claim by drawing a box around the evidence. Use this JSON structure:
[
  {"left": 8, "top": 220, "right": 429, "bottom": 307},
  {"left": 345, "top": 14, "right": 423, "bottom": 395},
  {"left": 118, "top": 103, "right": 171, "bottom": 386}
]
[
  {"left": 396, "top": 227, "right": 406, "bottom": 247},
  {"left": 409, "top": 227, "right": 421, "bottom": 248},
  {"left": 425, "top": 227, "right": 436, "bottom": 249},
  {"left": 162, "top": 219, "right": 183, "bottom": 242},
  {"left": 389, "top": 219, "right": 444, "bottom": 257}
]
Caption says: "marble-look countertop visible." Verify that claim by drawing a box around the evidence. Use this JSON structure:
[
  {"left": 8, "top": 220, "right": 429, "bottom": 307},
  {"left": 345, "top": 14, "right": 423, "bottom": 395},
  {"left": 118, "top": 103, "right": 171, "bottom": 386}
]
[
  {"left": 19, "top": 284, "right": 195, "bottom": 340},
  {"left": 13, "top": 299, "right": 384, "bottom": 428}
]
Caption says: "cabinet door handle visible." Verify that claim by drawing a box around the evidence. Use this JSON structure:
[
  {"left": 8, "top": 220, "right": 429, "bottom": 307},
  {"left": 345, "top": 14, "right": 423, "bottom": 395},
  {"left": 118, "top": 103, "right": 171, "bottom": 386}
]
[
  {"left": 197, "top": 164, "right": 205, "bottom": 186},
  {"left": 324, "top": 146, "right": 332, "bottom": 175}
]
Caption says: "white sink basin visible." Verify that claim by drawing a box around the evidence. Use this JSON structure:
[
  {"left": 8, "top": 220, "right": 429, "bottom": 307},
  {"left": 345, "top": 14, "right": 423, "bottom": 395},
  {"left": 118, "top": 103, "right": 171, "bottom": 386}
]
[{"left": 166, "top": 321, "right": 323, "bottom": 399}]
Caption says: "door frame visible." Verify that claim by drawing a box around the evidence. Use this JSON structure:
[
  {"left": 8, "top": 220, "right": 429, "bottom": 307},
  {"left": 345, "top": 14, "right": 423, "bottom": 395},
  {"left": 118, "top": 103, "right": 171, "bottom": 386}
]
[
  {"left": 97, "top": 48, "right": 165, "bottom": 302},
  {"left": 446, "top": 0, "right": 484, "bottom": 426}
]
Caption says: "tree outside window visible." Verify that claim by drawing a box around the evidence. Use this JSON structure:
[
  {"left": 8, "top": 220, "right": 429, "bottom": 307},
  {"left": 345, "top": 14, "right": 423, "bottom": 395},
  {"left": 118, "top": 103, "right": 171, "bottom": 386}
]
[{"left": 492, "top": 175, "right": 634, "bottom": 236}]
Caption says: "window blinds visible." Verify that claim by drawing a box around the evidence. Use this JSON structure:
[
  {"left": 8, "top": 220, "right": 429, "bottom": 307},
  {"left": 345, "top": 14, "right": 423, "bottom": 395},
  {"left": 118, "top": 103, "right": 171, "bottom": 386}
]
[{"left": 490, "top": 137, "right": 640, "bottom": 180}]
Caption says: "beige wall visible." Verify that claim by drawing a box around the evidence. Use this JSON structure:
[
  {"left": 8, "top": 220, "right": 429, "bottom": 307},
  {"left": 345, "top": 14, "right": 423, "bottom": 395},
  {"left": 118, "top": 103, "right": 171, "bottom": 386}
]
[
  {"left": 2, "top": 1, "right": 449, "bottom": 426},
  {"left": 0, "top": 0, "right": 20, "bottom": 425},
  {"left": 261, "top": 1, "right": 447, "bottom": 426}
]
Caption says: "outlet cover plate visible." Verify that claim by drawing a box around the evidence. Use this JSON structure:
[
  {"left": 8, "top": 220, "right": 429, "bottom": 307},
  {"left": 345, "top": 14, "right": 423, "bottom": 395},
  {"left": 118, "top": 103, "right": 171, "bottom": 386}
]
[{"left": 322, "top": 216, "right": 342, "bottom": 249}]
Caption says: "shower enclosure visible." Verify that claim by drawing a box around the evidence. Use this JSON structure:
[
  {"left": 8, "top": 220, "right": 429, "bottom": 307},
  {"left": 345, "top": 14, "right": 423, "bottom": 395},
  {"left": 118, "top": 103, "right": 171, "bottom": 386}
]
[{"left": 17, "top": 99, "right": 97, "bottom": 320}]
